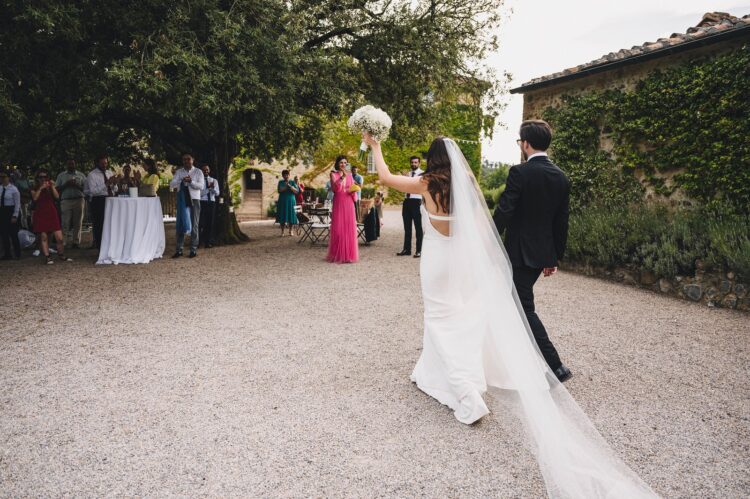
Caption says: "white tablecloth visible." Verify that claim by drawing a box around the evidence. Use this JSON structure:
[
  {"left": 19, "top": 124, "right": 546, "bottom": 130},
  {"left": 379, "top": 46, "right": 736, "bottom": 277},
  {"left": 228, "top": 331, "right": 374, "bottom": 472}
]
[{"left": 97, "top": 197, "right": 165, "bottom": 265}]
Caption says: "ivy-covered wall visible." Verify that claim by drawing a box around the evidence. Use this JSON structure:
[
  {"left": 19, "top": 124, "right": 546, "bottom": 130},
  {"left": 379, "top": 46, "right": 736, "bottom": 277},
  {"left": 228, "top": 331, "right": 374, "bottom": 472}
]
[
  {"left": 532, "top": 45, "right": 750, "bottom": 299},
  {"left": 543, "top": 45, "right": 750, "bottom": 215}
]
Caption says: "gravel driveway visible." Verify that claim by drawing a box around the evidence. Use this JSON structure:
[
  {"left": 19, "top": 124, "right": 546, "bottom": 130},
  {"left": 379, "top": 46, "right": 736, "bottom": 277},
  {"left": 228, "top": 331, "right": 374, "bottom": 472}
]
[{"left": 1, "top": 209, "right": 747, "bottom": 497}]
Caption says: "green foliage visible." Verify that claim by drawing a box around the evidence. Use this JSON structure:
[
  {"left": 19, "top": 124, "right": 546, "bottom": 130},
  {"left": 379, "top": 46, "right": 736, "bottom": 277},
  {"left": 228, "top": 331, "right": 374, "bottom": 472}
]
[
  {"left": 267, "top": 201, "right": 277, "bottom": 218},
  {"left": 0, "top": 0, "right": 504, "bottom": 241},
  {"left": 567, "top": 204, "right": 750, "bottom": 283},
  {"left": 544, "top": 92, "right": 643, "bottom": 212},
  {"left": 480, "top": 165, "right": 509, "bottom": 190},
  {"left": 544, "top": 46, "right": 750, "bottom": 214},
  {"left": 482, "top": 184, "right": 505, "bottom": 210}
]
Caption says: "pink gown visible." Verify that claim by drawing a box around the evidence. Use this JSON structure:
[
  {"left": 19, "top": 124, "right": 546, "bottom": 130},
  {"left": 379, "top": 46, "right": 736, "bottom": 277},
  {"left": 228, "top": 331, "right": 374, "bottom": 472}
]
[{"left": 327, "top": 171, "right": 359, "bottom": 263}]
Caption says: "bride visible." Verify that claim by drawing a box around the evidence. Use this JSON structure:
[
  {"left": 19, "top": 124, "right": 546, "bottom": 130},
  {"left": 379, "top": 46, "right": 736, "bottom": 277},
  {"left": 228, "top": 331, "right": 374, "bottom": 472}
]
[{"left": 362, "top": 134, "right": 658, "bottom": 498}]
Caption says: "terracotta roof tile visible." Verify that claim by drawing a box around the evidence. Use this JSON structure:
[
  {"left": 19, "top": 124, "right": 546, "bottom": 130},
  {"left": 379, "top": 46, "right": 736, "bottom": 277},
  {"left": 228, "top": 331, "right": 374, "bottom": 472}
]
[{"left": 514, "top": 12, "right": 749, "bottom": 91}]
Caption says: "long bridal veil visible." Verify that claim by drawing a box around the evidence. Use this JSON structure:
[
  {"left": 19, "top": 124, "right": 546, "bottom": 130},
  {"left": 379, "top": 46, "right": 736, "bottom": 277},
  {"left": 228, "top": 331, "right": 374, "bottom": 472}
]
[{"left": 443, "top": 138, "right": 658, "bottom": 498}]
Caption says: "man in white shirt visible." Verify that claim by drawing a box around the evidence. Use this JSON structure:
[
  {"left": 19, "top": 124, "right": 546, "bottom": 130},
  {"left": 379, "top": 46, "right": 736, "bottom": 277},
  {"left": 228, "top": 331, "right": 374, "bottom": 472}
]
[
  {"left": 169, "top": 153, "right": 205, "bottom": 258},
  {"left": 397, "top": 156, "right": 424, "bottom": 258},
  {"left": 199, "top": 163, "right": 220, "bottom": 249},
  {"left": 84, "top": 155, "right": 116, "bottom": 249},
  {"left": 0, "top": 169, "right": 21, "bottom": 259}
]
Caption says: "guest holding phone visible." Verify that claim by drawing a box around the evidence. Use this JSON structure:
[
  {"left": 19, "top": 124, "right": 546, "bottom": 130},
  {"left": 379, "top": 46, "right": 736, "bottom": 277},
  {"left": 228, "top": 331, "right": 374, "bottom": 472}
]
[{"left": 31, "top": 169, "right": 72, "bottom": 264}]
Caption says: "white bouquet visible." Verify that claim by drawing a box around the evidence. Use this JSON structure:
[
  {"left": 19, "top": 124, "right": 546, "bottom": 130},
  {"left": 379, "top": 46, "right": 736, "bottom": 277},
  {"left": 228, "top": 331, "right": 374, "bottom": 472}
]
[{"left": 347, "top": 105, "right": 392, "bottom": 166}]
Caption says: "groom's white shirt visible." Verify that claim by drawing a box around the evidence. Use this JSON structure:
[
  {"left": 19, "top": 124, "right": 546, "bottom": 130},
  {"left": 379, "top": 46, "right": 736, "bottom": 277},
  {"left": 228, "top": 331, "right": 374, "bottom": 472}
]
[{"left": 527, "top": 152, "right": 548, "bottom": 161}]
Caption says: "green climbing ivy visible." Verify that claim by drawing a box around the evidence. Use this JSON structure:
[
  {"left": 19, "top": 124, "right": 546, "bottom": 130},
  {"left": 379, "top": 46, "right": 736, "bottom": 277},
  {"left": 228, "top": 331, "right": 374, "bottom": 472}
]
[{"left": 544, "top": 45, "right": 750, "bottom": 215}]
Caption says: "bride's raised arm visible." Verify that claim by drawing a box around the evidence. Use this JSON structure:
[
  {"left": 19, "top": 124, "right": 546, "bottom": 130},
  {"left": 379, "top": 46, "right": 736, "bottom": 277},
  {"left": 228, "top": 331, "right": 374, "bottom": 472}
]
[{"left": 363, "top": 133, "right": 427, "bottom": 196}]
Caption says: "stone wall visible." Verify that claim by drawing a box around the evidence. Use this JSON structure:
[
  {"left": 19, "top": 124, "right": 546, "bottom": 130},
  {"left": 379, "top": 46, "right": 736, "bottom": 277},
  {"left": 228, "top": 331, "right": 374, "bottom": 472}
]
[{"left": 562, "top": 262, "right": 749, "bottom": 311}]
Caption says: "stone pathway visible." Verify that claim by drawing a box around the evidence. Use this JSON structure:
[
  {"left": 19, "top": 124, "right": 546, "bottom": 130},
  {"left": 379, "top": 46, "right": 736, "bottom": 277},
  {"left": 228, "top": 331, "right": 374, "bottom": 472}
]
[{"left": 1, "top": 210, "right": 747, "bottom": 497}]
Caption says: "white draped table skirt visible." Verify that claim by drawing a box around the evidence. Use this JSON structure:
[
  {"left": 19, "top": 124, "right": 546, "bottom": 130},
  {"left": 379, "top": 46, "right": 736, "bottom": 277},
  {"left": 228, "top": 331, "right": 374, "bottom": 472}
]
[{"left": 97, "top": 197, "right": 165, "bottom": 265}]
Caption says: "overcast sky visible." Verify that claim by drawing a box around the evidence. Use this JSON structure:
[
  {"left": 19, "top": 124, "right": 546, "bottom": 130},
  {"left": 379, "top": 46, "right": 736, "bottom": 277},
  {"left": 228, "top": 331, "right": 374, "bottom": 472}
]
[{"left": 483, "top": 0, "right": 750, "bottom": 164}]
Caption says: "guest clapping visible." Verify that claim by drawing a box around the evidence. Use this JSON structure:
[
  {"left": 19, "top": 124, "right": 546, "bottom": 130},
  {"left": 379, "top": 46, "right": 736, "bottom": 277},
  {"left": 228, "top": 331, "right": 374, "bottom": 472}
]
[
  {"left": 31, "top": 170, "right": 72, "bottom": 264},
  {"left": 276, "top": 170, "right": 299, "bottom": 236},
  {"left": 0, "top": 169, "right": 21, "bottom": 260},
  {"left": 169, "top": 152, "right": 204, "bottom": 258},
  {"left": 55, "top": 159, "right": 86, "bottom": 249}
]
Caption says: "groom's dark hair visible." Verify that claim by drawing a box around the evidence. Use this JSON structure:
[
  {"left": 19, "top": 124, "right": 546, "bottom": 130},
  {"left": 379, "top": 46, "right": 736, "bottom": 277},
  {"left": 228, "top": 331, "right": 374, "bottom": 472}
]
[{"left": 519, "top": 120, "right": 552, "bottom": 151}]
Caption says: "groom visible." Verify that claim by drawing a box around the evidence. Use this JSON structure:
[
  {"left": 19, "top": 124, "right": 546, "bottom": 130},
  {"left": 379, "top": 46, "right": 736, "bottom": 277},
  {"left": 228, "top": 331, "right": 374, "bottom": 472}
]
[{"left": 493, "top": 120, "right": 572, "bottom": 382}]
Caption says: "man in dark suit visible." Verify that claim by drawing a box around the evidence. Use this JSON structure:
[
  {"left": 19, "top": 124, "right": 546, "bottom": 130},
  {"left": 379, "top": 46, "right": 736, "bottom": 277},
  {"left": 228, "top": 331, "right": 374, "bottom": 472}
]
[{"left": 493, "top": 120, "right": 572, "bottom": 382}]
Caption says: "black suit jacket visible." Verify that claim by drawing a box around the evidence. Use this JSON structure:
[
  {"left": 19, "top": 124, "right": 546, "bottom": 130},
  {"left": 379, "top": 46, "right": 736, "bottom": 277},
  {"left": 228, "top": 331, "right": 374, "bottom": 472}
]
[{"left": 493, "top": 156, "right": 570, "bottom": 269}]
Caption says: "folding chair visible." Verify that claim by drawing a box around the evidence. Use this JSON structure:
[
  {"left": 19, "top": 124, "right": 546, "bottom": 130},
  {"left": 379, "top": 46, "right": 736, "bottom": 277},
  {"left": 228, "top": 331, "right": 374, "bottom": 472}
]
[
  {"left": 308, "top": 223, "right": 330, "bottom": 245},
  {"left": 357, "top": 223, "right": 366, "bottom": 243},
  {"left": 297, "top": 221, "right": 314, "bottom": 243}
]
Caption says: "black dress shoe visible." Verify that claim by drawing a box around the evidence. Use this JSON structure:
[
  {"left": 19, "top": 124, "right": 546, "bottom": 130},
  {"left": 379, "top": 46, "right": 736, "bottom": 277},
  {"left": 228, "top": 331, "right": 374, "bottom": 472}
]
[
  {"left": 189, "top": 250, "right": 197, "bottom": 258},
  {"left": 396, "top": 250, "right": 411, "bottom": 256},
  {"left": 554, "top": 364, "right": 572, "bottom": 382},
  {"left": 413, "top": 252, "right": 421, "bottom": 258},
  {"left": 171, "top": 251, "right": 183, "bottom": 259}
]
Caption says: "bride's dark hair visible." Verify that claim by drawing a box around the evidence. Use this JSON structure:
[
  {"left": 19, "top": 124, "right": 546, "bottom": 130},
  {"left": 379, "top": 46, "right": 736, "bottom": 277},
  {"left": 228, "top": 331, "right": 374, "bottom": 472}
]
[{"left": 422, "top": 137, "right": 451, "bottom": 213}]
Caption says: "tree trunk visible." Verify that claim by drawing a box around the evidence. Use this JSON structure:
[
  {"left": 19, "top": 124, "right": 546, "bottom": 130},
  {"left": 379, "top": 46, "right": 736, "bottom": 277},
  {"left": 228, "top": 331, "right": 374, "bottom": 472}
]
[{"left": 208, "top": 134, "right": 249, "bottom": 244}]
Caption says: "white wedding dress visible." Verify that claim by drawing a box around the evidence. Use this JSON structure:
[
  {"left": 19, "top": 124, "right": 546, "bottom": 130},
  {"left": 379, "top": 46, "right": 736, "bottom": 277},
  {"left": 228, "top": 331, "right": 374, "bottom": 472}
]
[{"left": 409, "top": 139, "right": 658, "bottom": 498}]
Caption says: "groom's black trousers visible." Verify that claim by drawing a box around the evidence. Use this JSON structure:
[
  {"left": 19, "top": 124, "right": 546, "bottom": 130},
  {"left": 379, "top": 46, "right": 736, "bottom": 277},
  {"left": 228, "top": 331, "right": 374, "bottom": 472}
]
[
  {"left": 402, "top": 198, "right": 423, "bottom": 253},
  {"left": 512, "top": 265, "right": 563, "bottom": 371}
]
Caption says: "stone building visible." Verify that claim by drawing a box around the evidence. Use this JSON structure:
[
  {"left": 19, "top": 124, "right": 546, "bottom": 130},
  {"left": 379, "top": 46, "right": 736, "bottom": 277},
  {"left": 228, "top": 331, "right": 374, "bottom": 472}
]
[
  {"left": 512, "top": 12, "right": 749, "bottom": 116},
  {"left": 234, "top": 159, "right": 308, "bottom": 222},
  {"left": 511, "top": 12, "right": 749, "bottom": 200}
]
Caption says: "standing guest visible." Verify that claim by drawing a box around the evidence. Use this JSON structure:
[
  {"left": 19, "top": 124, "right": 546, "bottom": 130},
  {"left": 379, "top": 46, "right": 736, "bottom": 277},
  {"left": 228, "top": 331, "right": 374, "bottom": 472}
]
[
  {"left": 199, "top": 163, "right": 220, "bottom": 248},
  {"left": 55, "top": 159, "right": 87, "bottom": 249},
  {"left": 169, "top": 152, "right": 204, "bottom": 258},
  {"left": 374, "top": 191, "right": 385, "bottom": 227},
  {"left": 293, "top": 175, "right": 305, "bottom": 205},
  {"left": 139, "top": 158, "right": 160, "bottom": 196},
  {"left": 84, "top": 155, "right": 116, "bottom": 250},
  {"left": 276, "top": 169, "right": 299, "bottom": 237},
  {"left": 397, "top": 156, "right": 424, "bottom": 258},
  {"left": 351, "top": 165, "right": 364, "bottom": 222},
  {"left": 31, "top": 170, "right": 72, "bottom": 264},
  {"left": 327, "top": 155, "right": 358, "bottom": 263},
  {"left": 0, "top": 169, "right": 21, "bottom": 259},
  {"left": 11, "top": 167, "right": 32, "bottom": 229}
]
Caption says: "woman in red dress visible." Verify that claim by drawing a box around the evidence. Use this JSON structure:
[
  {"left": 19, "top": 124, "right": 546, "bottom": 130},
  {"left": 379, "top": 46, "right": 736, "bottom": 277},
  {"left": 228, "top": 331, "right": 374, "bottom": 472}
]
[{"left": 31, "top": 170, "right": 71, "bottom": 264}]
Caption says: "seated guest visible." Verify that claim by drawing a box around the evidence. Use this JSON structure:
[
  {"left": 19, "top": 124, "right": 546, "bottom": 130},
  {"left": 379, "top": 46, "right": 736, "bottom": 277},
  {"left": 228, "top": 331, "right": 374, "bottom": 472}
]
[
  {"left": 0, "top": 169, "right": 21, "bottom": 259},
  {"left": 31, "top": 169, "right": 72, "bottom": 264},
  {"left": 169, "top": 152, "right": 204, "bottom": 258},
  {"left": 199, "top": 163, "right": 220, "bottom": 248},
  {"left": 84, "top": 154, "right": 116, "bottom": 250},
  {"left": 139, "top": 158, "right": 161, "bottom": 196},
  {"left": 55, "top": 158, "right": 87, "bottom": 249}
]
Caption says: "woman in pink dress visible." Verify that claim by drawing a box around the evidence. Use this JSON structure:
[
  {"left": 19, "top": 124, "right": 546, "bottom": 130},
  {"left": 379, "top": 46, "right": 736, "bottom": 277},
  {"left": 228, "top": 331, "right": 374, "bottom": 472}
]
[{"left": 326, "top": 155, "right": 358, "bottom": 263}]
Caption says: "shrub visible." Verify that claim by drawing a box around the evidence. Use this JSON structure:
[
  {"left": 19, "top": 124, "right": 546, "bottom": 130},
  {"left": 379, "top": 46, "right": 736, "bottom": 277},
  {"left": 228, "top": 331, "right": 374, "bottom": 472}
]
[
  {"left": 267, "top": 201, "right": 277, "bottom": 218},
  {"left": 566, "top": 204, "right": 750, "bottom": 283}
]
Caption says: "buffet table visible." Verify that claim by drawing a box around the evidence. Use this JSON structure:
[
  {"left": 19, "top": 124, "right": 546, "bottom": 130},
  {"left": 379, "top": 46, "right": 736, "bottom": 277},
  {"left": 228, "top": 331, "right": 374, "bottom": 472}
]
[{"left": 96, "top": 197, "right": 165, "bottom": 265}]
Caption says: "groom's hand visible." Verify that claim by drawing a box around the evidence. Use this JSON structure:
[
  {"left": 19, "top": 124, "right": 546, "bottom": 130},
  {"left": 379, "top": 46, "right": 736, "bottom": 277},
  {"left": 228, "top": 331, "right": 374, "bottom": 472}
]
[{"left": 543, "top": 267, "right": 557, "bottom": 277}]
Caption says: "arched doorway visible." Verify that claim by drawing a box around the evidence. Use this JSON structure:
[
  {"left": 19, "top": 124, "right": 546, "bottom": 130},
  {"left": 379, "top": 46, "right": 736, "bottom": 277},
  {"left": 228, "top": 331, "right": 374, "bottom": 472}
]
[{"left": 237, "top": 169, "right": 263, "bottom": 222}]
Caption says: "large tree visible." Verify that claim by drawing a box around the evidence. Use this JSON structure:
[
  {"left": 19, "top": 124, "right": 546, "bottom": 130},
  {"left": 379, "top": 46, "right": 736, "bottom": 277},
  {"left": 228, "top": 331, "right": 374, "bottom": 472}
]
[{"left": 0, "top": 0, "right": 503, "bottom": 242}]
